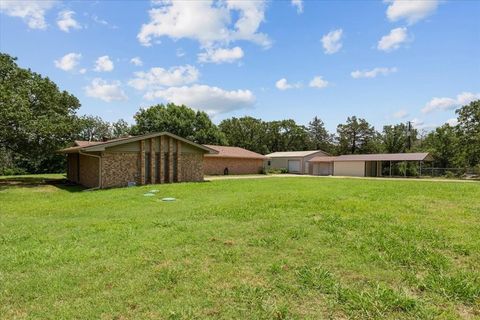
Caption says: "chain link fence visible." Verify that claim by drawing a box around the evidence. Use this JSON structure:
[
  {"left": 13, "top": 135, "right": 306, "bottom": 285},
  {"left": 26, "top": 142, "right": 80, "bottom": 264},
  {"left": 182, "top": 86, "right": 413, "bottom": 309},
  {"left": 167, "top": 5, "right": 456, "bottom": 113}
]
[{"left": 381, "top": 162, "right": 480, "bottom": 179}]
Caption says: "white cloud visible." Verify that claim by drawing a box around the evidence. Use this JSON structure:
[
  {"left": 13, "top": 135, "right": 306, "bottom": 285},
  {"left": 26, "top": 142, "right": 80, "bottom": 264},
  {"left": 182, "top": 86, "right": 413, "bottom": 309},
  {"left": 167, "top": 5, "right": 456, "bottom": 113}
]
[
  {"left": 79, "top": 68, "right": 87, "bottom": 74},
  {"left": 446, "top": 118, "right": 458, "bottom": 126},
  {"left": 144, "top": 84, "right": 255, "bottom": 116},
  {"left": 54, "top": 52, "right": 81, "bottom": 71},
  {"left": 176, "top": 48, "right": 186, "bottom": 57},
  {"left": 386, "top": 0, "right": 439, "bottom": 24},
  {"left": 57, "top": 10, "right": 81, "bottom": 32},
  {"left": 137, "top": 0, "right": 270, "bottom": 49},
  {"left": 275, "top": 78, "right": 301, "bottom": 90},
  {"left": 94, "top": 55, "right": 114, "bottom": 72},
  {"left": 130, "top": 57, "right": 143, "bottom": 66},
  {"left": 393, "top": 109, "right": 409, "bottom": 119},
  {"left": 321, "top": 29, "right": 343, "bottom": 54},
  {"left": 85, "top": 78, "right": 127, "bottom": 102},
  {"left": 377, "top": 27, "right": 409, "bottom": 52},
  {"left": 198, "top": 46, "right": 244, "bottom": 64},
  {"left": 309, "top": 76, "right": 329, "bottom": 89},
  {"left": 422, "top": 92, "right": 480, "bottom": 113},
  {"left": 0, "top": 0, "right": 56, "bottom": 29},
  {"left": 128, "top": 65, "right": 199, "bottom": 91},
  {"left": 351, "top": 67, "right": 398, "bottom": 79},
  {"left": 92, "top": 15, "right": 117, "bottom": 29},
  {"left": 291, "top": 0, "right": 303, "bottom": 14}
]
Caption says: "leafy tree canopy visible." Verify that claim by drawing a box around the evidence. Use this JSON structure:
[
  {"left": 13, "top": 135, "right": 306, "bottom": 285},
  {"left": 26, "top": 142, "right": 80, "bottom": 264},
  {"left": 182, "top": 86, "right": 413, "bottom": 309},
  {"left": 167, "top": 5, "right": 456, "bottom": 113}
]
[
  {"left": 336, "top": 116, "right": 379, "bottom": 154},
  {"left": 0, "top": 53, "right": 80, "bottom": 173},
  {"left": 456, "top": 100, "right": 480, "bottom": 166},
  {"left": 132, "top": 103, "right": 226, "bottom": 145},
  {"left": 308, "top": 116, "right": 334, "bottom": 153}
]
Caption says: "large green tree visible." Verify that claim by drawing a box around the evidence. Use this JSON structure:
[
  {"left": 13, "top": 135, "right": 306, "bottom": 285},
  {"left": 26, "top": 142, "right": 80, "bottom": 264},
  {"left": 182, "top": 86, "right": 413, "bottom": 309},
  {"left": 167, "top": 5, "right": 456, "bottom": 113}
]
[
  {"left": 0, "top": 53, "right": 80, "bottom": 173},
  {"left": 456, "top": 100, "right": 480, "bottom": 167},
  {"left": 131, "top": 103, "right": 225, "bottom": 144},
  {"left": 381, "top": 122, "right": 418, "bottom": 153},
  {"left": 336, "top": 116, "right": 379, "bottom": 154},
  {"left": 265, "top": 120, "right": 311, "bottom": 153},
  {"left": 422, "top": 124, "right": 459, "bottom": 168},
  {"left": 219, "top": 116, "right": 268, "bottom": 153},
  {"left": 111, "top": 119, "right": 131, "bottom": 138},
  {"left": 307, "top": 116, "right": 334, "bottom": 153},
  {"left": 76, "top": 117, "right": 132, "bottom": 142},
  {"left": 76, "top": 115, "right": 112, "bottom": 141}
]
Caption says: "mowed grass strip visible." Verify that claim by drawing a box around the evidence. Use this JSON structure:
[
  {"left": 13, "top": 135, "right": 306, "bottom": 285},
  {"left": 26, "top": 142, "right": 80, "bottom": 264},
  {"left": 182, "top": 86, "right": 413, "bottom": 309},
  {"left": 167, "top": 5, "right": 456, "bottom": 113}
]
[{"left": 0, "top": 175, "right": 479, "bottom": 319}]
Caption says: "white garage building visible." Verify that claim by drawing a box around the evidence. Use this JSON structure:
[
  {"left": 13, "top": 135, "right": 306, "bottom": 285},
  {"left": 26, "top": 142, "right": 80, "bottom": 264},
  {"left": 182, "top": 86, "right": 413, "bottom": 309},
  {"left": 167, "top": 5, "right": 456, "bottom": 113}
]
[{"left": 265, "top": 150, "right": 329, "bottom": 174}]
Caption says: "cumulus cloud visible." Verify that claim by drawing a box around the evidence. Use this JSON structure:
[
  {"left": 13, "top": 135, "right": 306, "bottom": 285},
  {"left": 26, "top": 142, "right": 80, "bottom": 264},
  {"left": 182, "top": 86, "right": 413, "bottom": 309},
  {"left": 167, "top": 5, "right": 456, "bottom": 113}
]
[
  {"left": 0, "top": 0, "right": 56, "bottom": 29},
  {"left": 422, "top": 92, "right": 480, "bottom": 113},
  {"left": 137, "top": 0, "right": 270, "bottom": 49},
  {"left": 57, "top": 10, "right": 81, "bottom": 32},
  {"left": 393, "top": 109, "right": 409, "bottom": 119},
  {"left": 309, "top": 76, "right": 329, "bottom": 89},
  {"left": 386, "top": 0, "right": 439, "bottom": 24},
  {"left": 144, "top": 84, "right": 255, "bottom": 116},
  {"left": 85, "top": 78, "right": 127, "bottom": 102},
  {"left": 54, "top": 52, "right": 81, "bottom": 71},
  {"left": 275, "top": 78, "right": 300, "bottom": 90},
  {"left": 291, "top": 0, "right": 303, "bottom": 14},
  {"left": 94, "top": 55, "right": 114, "bottom": 72},
  {"left": 198, "top": 46, "right": 244, "bottom": 64},
  {"left": 128, "top": 65, "right": 199, "bottom": 91},
  {"left": 351, "top": 67, "right": 398, "bottom": 79},
  {"left": 130, "top": 57, "right": 143, "bottom": 66},
  {"left": 377, "top": 27, "right": 409, "bottom": 52},
  {"left": 321, "top": 29, "right": 343, "bottom": 54}
]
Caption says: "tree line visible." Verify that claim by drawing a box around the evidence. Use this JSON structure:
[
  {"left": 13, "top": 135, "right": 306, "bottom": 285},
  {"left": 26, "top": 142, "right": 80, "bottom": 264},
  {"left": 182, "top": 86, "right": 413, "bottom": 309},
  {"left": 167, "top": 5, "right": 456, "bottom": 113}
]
[{"left": 1, "top": 53, "right": 479, "bottom": 175}]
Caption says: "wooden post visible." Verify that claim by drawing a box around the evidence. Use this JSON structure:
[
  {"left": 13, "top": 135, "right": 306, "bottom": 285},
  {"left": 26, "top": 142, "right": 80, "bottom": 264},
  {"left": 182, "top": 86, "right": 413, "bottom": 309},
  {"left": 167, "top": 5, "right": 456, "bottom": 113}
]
[
  {"left": 140, "top": 140, "right": 145, "bottom": 185},
  {"left": 419, "top": 161, "right": 422, "bottom": 177},
  {"left": 159, "top": 136, "right": 164, "bottom": 184},
  {"left": 150, "top": 138, "right": 155, "bottom": 184},
  {"left": 176, "top": 140, "right": 181, "bottom": 182},
  {"left": 389, "top": 161, "right": 392, "bottom": 177},
  {"left": 404, "top": 161, "right": 407, "bottom": 177},
  {"left": 168, "top": 137, "right": 174, "bottom": 183}
]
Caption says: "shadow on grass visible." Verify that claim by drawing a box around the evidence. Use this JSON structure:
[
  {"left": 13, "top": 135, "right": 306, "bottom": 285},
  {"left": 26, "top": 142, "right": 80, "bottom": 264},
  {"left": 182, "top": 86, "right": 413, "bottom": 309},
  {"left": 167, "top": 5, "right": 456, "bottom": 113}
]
[{"left": 0, "top": 176, "right": 85, "bottom": 192}]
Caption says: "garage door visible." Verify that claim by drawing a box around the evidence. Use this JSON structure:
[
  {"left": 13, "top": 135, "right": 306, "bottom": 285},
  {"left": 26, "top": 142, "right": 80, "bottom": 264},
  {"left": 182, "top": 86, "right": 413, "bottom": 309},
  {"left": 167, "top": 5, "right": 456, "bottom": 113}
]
[
  {"left": 318, "top": 163, "right": 332, "bottom": 175},
  {"left": 288, "top": 160, "right": 301, "bottom": 173}
]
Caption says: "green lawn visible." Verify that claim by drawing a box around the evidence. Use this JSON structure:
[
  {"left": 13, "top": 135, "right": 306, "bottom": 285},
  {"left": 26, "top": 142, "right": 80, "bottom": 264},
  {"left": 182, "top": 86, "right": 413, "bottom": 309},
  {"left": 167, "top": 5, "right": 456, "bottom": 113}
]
[{"left": 1, "top": 175, "right": 479, "bottom": 319}]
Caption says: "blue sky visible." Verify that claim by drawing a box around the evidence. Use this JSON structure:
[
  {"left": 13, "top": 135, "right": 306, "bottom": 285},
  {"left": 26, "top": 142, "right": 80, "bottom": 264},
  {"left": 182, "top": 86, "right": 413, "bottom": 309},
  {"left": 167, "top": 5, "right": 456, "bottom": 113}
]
[{"left": 1, "top": 0, "right": 479, "bottom": 131}]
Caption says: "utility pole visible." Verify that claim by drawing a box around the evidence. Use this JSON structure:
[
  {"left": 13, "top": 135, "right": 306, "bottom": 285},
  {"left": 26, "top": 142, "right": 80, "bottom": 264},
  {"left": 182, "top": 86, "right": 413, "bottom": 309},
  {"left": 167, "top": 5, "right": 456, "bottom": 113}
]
[{"left": 406, "top": 121, "right": 412, "bottom": 151}]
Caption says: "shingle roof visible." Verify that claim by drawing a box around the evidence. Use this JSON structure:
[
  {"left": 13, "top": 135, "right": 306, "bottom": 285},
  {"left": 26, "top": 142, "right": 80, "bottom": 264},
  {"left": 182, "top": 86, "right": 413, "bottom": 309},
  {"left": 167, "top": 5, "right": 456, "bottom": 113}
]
[
  {"left": 59, "top": 132, "right": 217, "bottom": 154},
  {"left": 266, "top": 150, "right": 326, "bottom": 158},
  {"left": 309, "top": 153, "right": 433, "bottom": 162},
  {"left": 204, "top": 145, "right": 267, "bottom": 159}
]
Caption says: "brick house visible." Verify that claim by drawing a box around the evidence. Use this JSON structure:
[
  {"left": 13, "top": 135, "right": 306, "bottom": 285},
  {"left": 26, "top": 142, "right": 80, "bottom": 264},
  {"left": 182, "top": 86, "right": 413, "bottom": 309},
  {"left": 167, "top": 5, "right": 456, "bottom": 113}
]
[
  {"left": 60, "top": 132, "right": 217, "bottom": 189},
  {"left": 203, "top": 145, "right": 268, "bottom": 175}
]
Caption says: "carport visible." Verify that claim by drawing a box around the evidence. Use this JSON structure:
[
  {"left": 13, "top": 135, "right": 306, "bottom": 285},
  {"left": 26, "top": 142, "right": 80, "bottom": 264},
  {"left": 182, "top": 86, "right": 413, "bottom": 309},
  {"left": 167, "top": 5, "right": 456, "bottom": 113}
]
[{"left": 309, "top": 153, "right": 433, "bottom": 177}]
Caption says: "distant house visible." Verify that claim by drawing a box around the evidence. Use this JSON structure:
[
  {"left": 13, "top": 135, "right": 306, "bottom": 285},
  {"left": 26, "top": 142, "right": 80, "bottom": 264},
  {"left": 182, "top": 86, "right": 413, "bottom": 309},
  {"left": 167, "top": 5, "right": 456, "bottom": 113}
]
[
  {"left": 59, "top": 132, "right": 217, "bottom": 189},
  {"left": 204, "top": 145, "right": 268, "bottom": 175},
  {"left": 265, "top": 150, "right": 329, "bottom": 174}
]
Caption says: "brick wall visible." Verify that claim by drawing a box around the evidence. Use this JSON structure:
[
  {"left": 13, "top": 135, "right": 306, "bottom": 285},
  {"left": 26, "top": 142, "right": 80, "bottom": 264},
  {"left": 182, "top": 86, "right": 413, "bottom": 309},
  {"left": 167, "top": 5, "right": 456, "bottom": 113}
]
[
  {"left": 181, "top": 153, "right": 204, "bottom": 182},
  {"left": 79, "top": 154, "right": 99, "bottom": 188},
  {"left": 67, "top": 153, "right": 79, "bottom": 182},
  {"left": 101, "top": 152, "right": 140, "bottom": 188},
  {"left": 204, "top": 157, "right": 264, "bottom": 175}
]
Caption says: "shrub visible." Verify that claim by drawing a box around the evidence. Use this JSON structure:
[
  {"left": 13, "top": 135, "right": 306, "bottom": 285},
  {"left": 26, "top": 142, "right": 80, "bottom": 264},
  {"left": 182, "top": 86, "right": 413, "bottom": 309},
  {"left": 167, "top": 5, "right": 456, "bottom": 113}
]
[
  {"left": 266, "top": 168, "right": 288, "bottom": 174},
  {"left": 444, "top": 171, "right": 457, "bottom": 179}
]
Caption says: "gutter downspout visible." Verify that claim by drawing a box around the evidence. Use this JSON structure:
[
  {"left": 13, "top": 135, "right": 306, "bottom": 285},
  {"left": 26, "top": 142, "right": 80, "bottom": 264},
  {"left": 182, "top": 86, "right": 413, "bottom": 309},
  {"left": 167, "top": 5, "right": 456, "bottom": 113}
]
[{"left": 79, "top": 150, "right": 102, "bottom": 190}]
